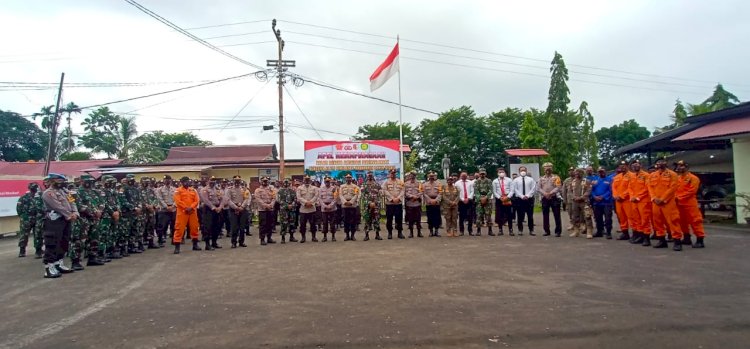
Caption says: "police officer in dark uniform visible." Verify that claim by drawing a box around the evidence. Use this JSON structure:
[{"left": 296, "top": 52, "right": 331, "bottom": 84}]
[{"left": 40, "top": 173, "right": 77, "bottom": 278}]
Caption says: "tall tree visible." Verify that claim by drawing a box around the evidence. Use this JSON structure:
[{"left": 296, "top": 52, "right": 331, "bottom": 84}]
[
  {"left": 486, "top": 108, "right": 526, "bottom": 151},
  {"left": 518, "top": 111, "right": 545, "bottom": 149},
  {"left": 130, "top": 131, "right": 213, "bottom": 164},
  {"left": 671, "top": 99, "right": 688, "bottom": 127},
  {"left": 62, "top": 102, "right": 81, "bottom": 154},
  {"left": 595, "top": 119, "right": 651, "bottom": 169},
  {"left": 701, "top": 83, "right": 740, "bottom": 111},
  {"left": 415, "top": 106, "right": 487, "bottom": 174},
  {"left": 79, "top": 107, "right": 139, "bottom": 160},
  {"left": 545, "top": 51, "right": 577, "bottom": 173},
  {"left": 0, "top": 110, "right": 48, "bottom": 162},
  {"left": 114, "top": 116, "right": 139, "bottom": 161},
  {"left": 578, "top": 101, "right": 599, "bottom": 168},
  {"left": 353, "top": 120, "right": 416, "bottom": 146}
]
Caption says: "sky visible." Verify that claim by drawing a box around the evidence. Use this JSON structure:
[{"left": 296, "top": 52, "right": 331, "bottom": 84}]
[{"left": 1, "top": 0, "right": 749, "bottom": 159}]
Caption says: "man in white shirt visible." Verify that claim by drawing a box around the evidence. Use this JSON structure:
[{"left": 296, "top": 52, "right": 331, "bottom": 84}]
[
  {"left": 511, "top": 166, "right": 536, "bottom": 236},
  {"left": 492, "top": 168, "right": 515, "bottom": 235},
  {"left": 455, "top": 171, "right": 475, "bottom": 236}
]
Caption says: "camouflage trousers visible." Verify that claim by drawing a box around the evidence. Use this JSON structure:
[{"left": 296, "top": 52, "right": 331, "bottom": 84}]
[
  {"left": 118, "top": 214, "right": 134, "bottom": 247},
  {"left": 132, "top": 214, "right": 145, "bottom": 246},
  {"left": 17, "top": 216, "right": 39, "bottom": 249},
  {"left": 143, "top": 211, "right": 156, "bottom": 244},
  {"left": 362, "top": 205, "right": 380, "bottom": 233},
  {"left": 68, "top": 218, "right": 90, "bottom": 260},
  {"left": 97, "top": 216, "right": 114, "bottom": 252},
  {"left": 475, "top": 201, "right": 493, "bottom": 227},
  {"left": 571, "top": 202, "right": 594, "bottom": 235},
  {"left": 279, "top": 208, "right": 297, "bottom": 235}
]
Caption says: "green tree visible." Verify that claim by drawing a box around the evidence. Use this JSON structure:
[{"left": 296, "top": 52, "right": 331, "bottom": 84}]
[
  {"left": 545, "top": 51, "right": 578, "bottom": 174},
  {"left": 0, "top": 110, "right": 48, "bottom": 162},
  {"left": 61, "top": 102, "right": 81, "bottom": 154},
  {"left": 59, "top": 151, "right": 92, "bottom": 161},
  {"left": 518, "top": 111, "right": 545, "bottom": 149},
  {"left": 595, "top": 119, "right": 651, "bottom": 169},
  {"left": 353, "top": 120, "right": 416, "bottom": 146},
  {"left": 672, "top": 99, "right": 688, "bottom": 127},
  {"left": 701, "top": 83, "right": 740, "bottom": 111},
  {"left": 79, "top": 107, "right": 139, "bottom": 161},
  {"left": 130, "top": 131, "right": 213, "bottom": 164},
  {"left": 415, "top": 106, "right": 488, "bottom": 174},
  {"left": 578, "top": 101, "right": 598, "bottom": 168},
  {"left": 486, "top": 107, "right": 526, "bottom": 150}
]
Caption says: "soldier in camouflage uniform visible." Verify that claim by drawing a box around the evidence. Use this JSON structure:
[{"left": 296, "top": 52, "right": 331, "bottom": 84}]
[
  {"left": 361, "top": 171, "right": 383, "bottom": 241},
  {"left": 120, "top": 175, "right": 142, "bottom": 255},
  {"left": 32, "top": 180, "right": 48, "bottom": 258},
  {"left": 75, "top": 175, "right": 106, "bottom": 267},
  {"left": 67, "top": 180, "right": 88, "bottom": 271},
  {"left": 141, "top": 178, "right": 160, "bottom": 249},
  {"left": 16, "top": 182, "right": 40, "bottom": 257},
  {"left": 561, "top": 167, "right": 575, "bottom": 232},
  {"left": 570, "top": 168, "right": 594, "bottom": 238},
  {"left": 98, "top": 176, "right": 119, "bottom": 260},
  {"left": 276, "top": 178, "right": 298, "bottom": 243},
  {"left": 474, "top": 168, "right": 494, "bottom": 236}
]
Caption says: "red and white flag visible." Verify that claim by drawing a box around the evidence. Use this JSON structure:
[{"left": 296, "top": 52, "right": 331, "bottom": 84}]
[{"left": 369, "top": 43, "right": 399, "bottom": 92}]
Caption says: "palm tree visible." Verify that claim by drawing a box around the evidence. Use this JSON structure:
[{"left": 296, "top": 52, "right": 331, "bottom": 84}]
[
  {"left": 32, "top": 105, "right": 55, "bottom": 131},
  {"left": 62, "top": 102, "right": 81, "bottom": 153},
  {"left": 115, "top": 116, "right": 139, "bottom": 162}
]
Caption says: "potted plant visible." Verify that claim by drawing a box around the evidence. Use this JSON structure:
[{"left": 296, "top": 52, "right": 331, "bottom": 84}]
[{"left": 732, "top": 193, "right": 750, "bottom": 224}]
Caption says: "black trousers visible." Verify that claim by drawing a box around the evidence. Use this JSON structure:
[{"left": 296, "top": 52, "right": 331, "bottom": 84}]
[
  {"left": 156, "top": 211, "right": 175, "bottom": 241},
  {"left": 458, "top": 200, "right": 474, "bottom": 233},
  {"left": 223, "top": 209, "right": 231, "bottom": 235},
  {"left": 541, "top": 197, "right": 562, "bottom": 235},
  {"left": 405, "top": 206, "right": 422, "bottom": 230},
  {"left": 43, "top": 217, "right": 70, "bottom": 264},
  {"left": 201, "top": 208, "right": 221, "bottom": 241},
  {"left": 593, "top": 204, "right": 614, "bottom": 234},
  {"left": 342, "top": 207, "right": 358, "bottom": 233},
  {"left": 514, "top": 198, "right": 535, "bottom": 232},
  {"left": 425, "top": 205, "right": 442, "bottom": 230},
  {"left": 258, "top": 210, "right": 275, "bottom": 239},
  {"left": 299, "top": 212, "right": 317, "bottom": 234},
  {"left": 385, "top": 204, "right": 403, "bottom": 233},
  {"left": 228, "top": 210, "right": 249, "bottom": 244},
  {"left": 494, "top": 200, "right": 513, "bottom": 231},
  {"left": 322, "top": 211, "right": 336, "bottom": 233}
]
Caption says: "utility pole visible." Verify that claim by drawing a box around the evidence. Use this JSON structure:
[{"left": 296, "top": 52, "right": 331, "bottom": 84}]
[
  {"left": 44, "top": 72, "right": 65, "bottom": 176},
  {"left": 268, "top": 19, "right": 295, "bottom": 181}
]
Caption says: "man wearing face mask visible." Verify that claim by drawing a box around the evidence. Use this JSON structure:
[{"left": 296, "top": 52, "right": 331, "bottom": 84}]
[
  {"left": 404, "top": 171, "right": 423, "bottom": 238},
  {"left": 319, "top": 177, "right": 338, "bottom": 242},
  {"left": 173, "top": 176, "right": 201, "bottom": 254},
  {"left": 122, "top": 174, "right": 144, "bottom": 255},
  {"left": 628, "top": 160, "right": 652, "bottom": 246},
  {"left": 199, "top": 177, "right": 224, "bottom": 250},
  {"left": 492, "top": 168, "right": 514, "bottom": 236},
  {"left": 455, "top": 171, "right": 475, "bottom": 236},
  {"left": 383, "top": 169, "right": 405, "bottom": 239},
  {"left": 224, "top": 175, "right": 250, "bottom": 248},
  {"left": 441, "top": 175, "right": 460, "bottom": 237},
  {"left": 254, "top": 176, "right": 277, "bottom": 245},
  {"left": 474, "top": 168, "right": 494, "bottom": 236},
  {"left": 16, "top": 182, "right": 40, "bottom": 258},
  {"left": 561, "top": 167, "right": 575, "bottom": 232},
  {"left": 538, "top": 163, "right": 563, "bottom": 237},
  {"left": 361, "top": 171, "right": 382, "bottom": 241},
  {"left": 276, "top": 178, "right": 298, "bottom": 243},
  {"left": 591, "top": 167, "right": 614, "bottom": 239},
  {"left": 40, "top": 173, "right": 78, "bottom": 278},
  {"left": 295, "top": 175, "right": 319, "bottom": 243},
  {"left": 422, "top": 171, "right": 442, "bottom": 237},
  {"left": 511, "top": 166, "right": 536, "bottom": 236},
  {"left": 338, "top": 174, "right": 360, "bottom": 240},
  {"left": 155, "top": 175, "right": 176, "bottom": 247},
  {"left": 611, "top": 161, "right": 633, "bottom": 241},
  {"left": 569, "top": 169, "right": 594, "bottom": 238},
  {"left": 674, "top": 160, "right": 705, "bottom": 248},
  {"left": 648, "top": 157, "right": 684, "bottom": 251},
  {"left": 74, "top": 175, "right": 106, "bottom": 268}
]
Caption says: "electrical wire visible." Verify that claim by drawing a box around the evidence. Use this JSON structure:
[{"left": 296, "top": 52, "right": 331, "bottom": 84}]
[
  {"left": 283, "top": 85, "right": 323, "bottom": 139},
  {"left": 220, "top": 79, "right": 272, "bottom": 132},
  {"left": 184, "top": 19, "right": 271, "bottom": 31}
]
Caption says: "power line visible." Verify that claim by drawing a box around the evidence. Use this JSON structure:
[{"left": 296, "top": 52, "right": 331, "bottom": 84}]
[
  {"left": 203, "top": 30, "right": 267, "bottom": 40},
  {"left": 184, "top": 19, "right": 271, "bottom": 31},
  {"left": 219, "top": 79, "right": 272, "bottom": 132},
  {"left": 283, "top": 85, "right": 323, "bottom": 139},
  {"left": 123, "top": 0, "right": 265, "bottom": 70}
]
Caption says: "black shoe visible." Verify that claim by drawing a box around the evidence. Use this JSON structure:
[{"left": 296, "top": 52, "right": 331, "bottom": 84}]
[
  {"left": 289, "top": 236, "right": 298, "bottom": 243},
  {"left": 375, "top": 233, "right": 383, "bottom": 240},
  {"left": 87, "top": 257, "right": 105, "bottom": 266},
  {"left": 71, "top": 260, "right": 85, "bottom": 271},
  {"left": 417, "top": 231, "right": 424, "bottom": 238},
  {"left": 34, "top": 248, "right": 43, "bottom": 259},
  {"left": 332, "top": 234, "right": 337, "bottom": 242},
  {"left": 398, "top": 232, "right": 405, "bottom": 239},
  {"left": 158, "top": 241, "right": 165, "bottom": 248},
  {"left": 681, "top": 235, "right": 692, "bottom": 246},
  {"left": 509, "top": 231, "right": 515, "bottom": 236},
  {"left": 322, "top": 236, "right": 328, "bottom": 242},
  {"left": 543, "top": 232, "right": 551, "bottom": 236},
  {"left": 692, "top": 238, "right": 705, "bottom": 248},
  {"left": 56, "top": 262, "right": 74, "bottom": 274},
  {"left": 476, "top": 230, "right": 482, "bottom": 236},
  {"left": 459, "top": 231, "right": 465, "bottom": 236},
  {"left": 641, "top": 235, "right": 651, "bottom": 247},
  {"left": 345, "top": 234, "right": 351, "bottom": 241},
  {"left": 192, "top": 241, "right": 202, "bottom": 251},
  {"left": 239, "top": 242, "right": 247, "bottom": 247},
  {"left": 468, "top": 231, "right": 475, "bottom": 236},
  {"left": 631, "top": 232, "right": 644, "bottom": 244},
  {"left": 408, "top": 231, "right": 414, "bottom": 238},
  {"left": 212, "top": 243, "right": 222, "bottom": 249},
  {"left": 488, "top": 230, "right": 496, "bottom": 236},
  {"left": 617, "top": 232, "right": 631, "bottom": 241},
  {"left": 529, "top": 231, "right": 536, "bottom": 236},
  {"left": 605, "top": 234, "right": 613, "bottom": 240},
  {"left": 44, "top": 265, "right": 61, "bottom": 278},
  {"left": 555, "top": 233, "right": 561, "bottom": 237},
  {"left": 267, "top": 237, "right": 277, "bottom": 244},
  {"left": 311, "top": 236, "right": 319, "bottom": 242},
  {"left": 498, "top": 230, "right": 504, "bottom": 236},
  {"left": 261, "top": 240, "right": 268, "bottom": 246},
  {"left": 653, "top": 238, "right": 668, "bottom": 249},
  {"left": 363, "top": 234, "right": 369, "bottom": 241},
  {"left": 673, "top": 240, "right": 682, "bottom": 251},
  {"left": 388, "top": 232, "right": 393, "bottom": 240},
  {"left": 666, "top": 234, "right": 674, "bottom": 243},
  {"left": 281, "top": 236, "right": 286, "bottom": 244},
  {"left": 300, "top": 236, "right": 306, "bottom": 243},
  {"left": 111, "top": 250, "right": 122, "bottom": 259}
]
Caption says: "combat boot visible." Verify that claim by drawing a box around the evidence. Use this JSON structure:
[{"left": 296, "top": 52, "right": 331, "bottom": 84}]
[
  {"left": 280, "top": 235, "right": 286, "bottom": 244},
  {"left": 408, "top": 228, "right": 414, "bottom": 238},
  {"left": 121, "top": 246, "right": 130, "bottom": 257},
  {"left": 137, "top": 241, "right": 145, "bottom": 253},
  {"left": 147, "top": 241, "right": 159, "bottom": 249},
  {"left": 87, "top": 255, "right": 105, "bottom": 266},
  {"left": 267, "top": 235, "right": 276, "bottom": 244},
  {"left": 34, "top": 248, "right": 43, "bottom": 259},
  {"left": 331, "top": 232, "right": 337, "bottom": 242},
  {"left": 672, "top": 240, "right": 682, "bottom": 251},
  {"left": 311, "top": 232, "right": 318, "bottom": 242},
  {"left": 476, "top": 228, "right": 482, "bottom": 236},
  {"left": 345, "top": 232, "right": 351, "bottom": 241},
  {"left": 692, "top": 237, "right": 705, "bottom": 248},
  {"left": 488, "top": 227, "right": 495, "bottom": 236},
  {"left": 211, "top": 239, "right": 222, "bottom": 249},
  {"left": 55, "top": 259, "right": 74, "bottom": 274},
  {"left": 617, "top": 231, "right": 631, "bottom": 241},
  {"left": 375, "top": 231, "right": 383, "bottom": 240},
  {"left": 349, "top": 232, "right": 356, "bottom": 241},
  {"left": 205, "top": 241, "right": 213, "bottom": 251},
  {"left": 363, "top": 232, "right": 370, "bottom": 241},
  {"left": 641, "top": 234, "right": 651, "bottom": 247},
  {"left": 173, "top": 243, "right": 181, "bottom": 254},
  {"left": 322, "top": 233, "right": 328, "bottom": 242},
  {"left": 652, "top": 237, "right": 668, "bottom": 248},
  {"left": 498, "top": 229, "right": 504, "bottom": 236},
  {"left": 417, "top": 229, "right": 423, "bottom": 238},
  {"left": 300, "top": 233, "right": 306, "bottom": 243},
  {"left": 158, "top": 239, "right": 165, "bottom": 248},
  {"left": 99, "top": 252, "right": 111, "bottom": 263},
  {"left": 239, "top": 241, "right": 247, "bottom": 247},
  {"left": 289, "top": 233, "right": 298, "bottom": 243},
  {"left": 631, "top": 231, "right": 644, "bottom": 244},
  {"left": 387, "top": 231, "right": 393, "bottom": 240},
  {"left": 71, "top": 258, "right": 85, "bottom": 271},
  {"left": 45, "top": 263, "right": 61, "bottom": 278},
  {"left": 397, "top": 231, "right": 405, "bottom": 239},
  {"left": 666, "top": 232, "right": 674, "bottom": 242},
  {"left": 192, "top": 239, "right": 202, "bottom": 251},
  {"left": 18, "top": 247, "right": 26, "bottom": 258},
  {"left": 681, "top": 234, "right": 692, "bottom": 246}
]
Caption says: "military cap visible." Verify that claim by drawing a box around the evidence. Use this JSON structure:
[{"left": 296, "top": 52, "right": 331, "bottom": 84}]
[
  {"left": 80, "top": 174, "right": 95, "bottom": 181},
  {"left": 180, "top": 176, "right": 190, "bottom": 181},
  {"left": 163, "top": 174, "right": 172, "bottom": 180},
  {"left": 105, "top": 177, "right": 117, "bottom": 183},
  {"left": 233, "top": 175, "right": 241, "bottom": 180},
  {"left": 126, "top": 174, "right": 135, "bottom": 179},
  {"left": 542, "top": 162, "right": 553, "bottom": 168},
  {"left": 140, "top": 177, "right": 151, "bottom": 182},
  {"left": 28, "top": 182, "right": 39, "bottom": 189},
  {"left": 209, "top": 176, "right": 217, "bottom": 181},
  {"left": 261, "top": 176, "right": 269, "bottom": 181},
  {"left": 283, "top": 177, "right": 291, "bottom": 182},
  {"left": 47, "top": 173, "right": 66, "bottom": 180},
  {"left": 324, "top": 176, "right": 332, "bottom": 182},
  {"left": 478, "top": 167, "right": 487, "bottom": 174}
]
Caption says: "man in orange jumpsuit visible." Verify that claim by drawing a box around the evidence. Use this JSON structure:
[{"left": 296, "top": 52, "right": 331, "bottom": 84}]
[
  {"left": 612, "top": 160, "right": 632, "bottom": 241},
  {"left": 675, "top": 160, "right": 706, "bottom": 248},
  {"left": 628, "top": 160, "right": 652, "bottom": 246},
  {"left": 647, "top": 157, "right": 684, "bottom": 251},
  {"left": 173, "top": 176, "right": 202, "bottom": 254}
]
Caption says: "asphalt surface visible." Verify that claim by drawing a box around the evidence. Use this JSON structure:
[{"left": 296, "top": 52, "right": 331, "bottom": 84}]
[{"left": 0, "top": 214, "right": 749, "bottom": 349}]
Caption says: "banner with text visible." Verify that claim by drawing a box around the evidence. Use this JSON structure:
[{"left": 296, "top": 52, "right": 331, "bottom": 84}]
[{"left": 304, "top": 140, "right": 401, "bottom": 183}]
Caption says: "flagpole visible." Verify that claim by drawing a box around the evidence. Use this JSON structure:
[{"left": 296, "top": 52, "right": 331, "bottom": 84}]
[{"left": 397, "top": 35, "right": 404, "bottom": 182}]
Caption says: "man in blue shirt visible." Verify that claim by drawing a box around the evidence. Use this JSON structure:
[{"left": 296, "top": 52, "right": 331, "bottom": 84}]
[{"left": 590, "top": 166, "right": 614, "bottom": 239}]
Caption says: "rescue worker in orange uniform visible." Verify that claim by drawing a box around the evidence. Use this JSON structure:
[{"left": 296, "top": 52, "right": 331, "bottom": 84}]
[
  {"left": 647, "top": 157, "right": 684, "bottom": 251},
  {"left": 172, "top": 176, "right": 202, "bottom": 254},
  {"left": 628, "top": 160, "right": 652, "bottom": 246},
  {"left": 674, "top": 160, "right": 706, "bottom": 248},
  {"left": 612, "top": 161, "right": 632, "bottom": 240}
]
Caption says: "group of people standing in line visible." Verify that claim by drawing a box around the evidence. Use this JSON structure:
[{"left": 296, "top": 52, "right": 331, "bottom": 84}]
[{"left": 17, "top": 156, "right": 706, "bottom": 279}]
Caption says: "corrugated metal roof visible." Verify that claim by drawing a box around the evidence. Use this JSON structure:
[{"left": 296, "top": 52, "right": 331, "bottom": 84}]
[
  {"left": 0, "top": 160, "right": 122, "bottom": 178},
  {"left": 97, "top": 165, "right": 210, "bottom": 174},
  {"left": 673, "top": 117, "right": 750, "bottom": 141},
  {"left": 162, "top": 145, "right": 277, "bottom": 164},
  {"left": 505, "top": 149, "right": 549, "bottom": 156}
]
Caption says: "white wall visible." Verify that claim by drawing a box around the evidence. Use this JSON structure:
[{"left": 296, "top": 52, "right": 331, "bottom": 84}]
[{"left": 732, "top": 137, "right": 750, "bottom": 223}]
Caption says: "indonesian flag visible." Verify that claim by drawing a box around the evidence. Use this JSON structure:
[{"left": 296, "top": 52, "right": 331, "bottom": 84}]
[{"left": 369, "top": 43, "right": 399, "bottom": 92}]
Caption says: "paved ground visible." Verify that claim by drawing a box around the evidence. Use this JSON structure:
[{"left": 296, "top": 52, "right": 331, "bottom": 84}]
[{"left": 1, "top": 214, "right": 749, "bottom": 349}]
